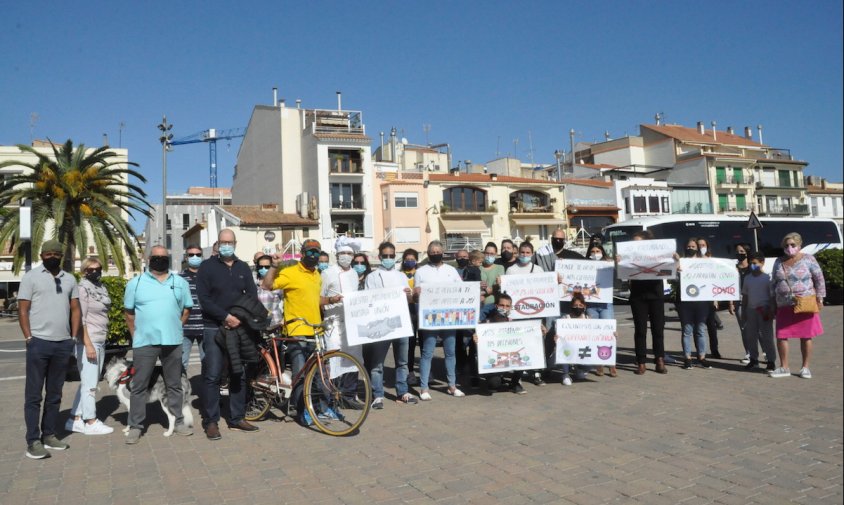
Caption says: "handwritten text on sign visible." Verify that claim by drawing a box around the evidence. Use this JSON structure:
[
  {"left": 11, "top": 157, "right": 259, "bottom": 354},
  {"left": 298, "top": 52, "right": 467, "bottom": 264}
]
[
  {"left": 679, "top": 258, "right": 740, "bottom": 301},
  {"left": 499, "top": 272, "right": 559, "bottom": 320},
  {"left": 616, "top": 239, "right": 677, "bottom": 281},
  {"left": 343, "top": 287, "right": 414, "bottom": 346},
  {"left": 476, "top": 320, "right": 546, "bottom": 374},
  {"left": 418, "top": 282, "right": 480, "bottom": 330},
  {"left": 555, "top": 259, "right": 614, "bottom": 303},
  {"left": 554, "top": 318, "right": 617, "bottom": 366}
]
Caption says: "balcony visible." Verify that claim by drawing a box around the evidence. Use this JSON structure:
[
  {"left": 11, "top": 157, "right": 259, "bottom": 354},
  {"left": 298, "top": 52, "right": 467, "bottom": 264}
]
[
  {"left": 762, "top": 148, "right": 794, "bottom": 161},
  {"left": 330, "top": 200, "right": 364, "bottom": 212},
  {"left": 755, "top": 181, "right": 804, "bottom": 190},
  {"left": 764, "top": 204, "right": 810, "bottom": 216},
  {"left": 308, "top": 109, "right": 365, "bottom": 135},
  {"left": 716, "top": 175, "right": 755, "bottom": 187},
  {"left": 439, "top": 203, "right": 497, "bottom": 217},
  {"left": 329, "top": 159, "right": 363, "bottom": 174}
]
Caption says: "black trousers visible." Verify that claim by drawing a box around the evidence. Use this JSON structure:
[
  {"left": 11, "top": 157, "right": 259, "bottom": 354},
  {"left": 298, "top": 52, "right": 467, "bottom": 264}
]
[
  {"left": 630, "top": 298, "right": 665, "bottom": 364},
  {"left": 706, "top": 305, "right": 720, "bottom": 355}
]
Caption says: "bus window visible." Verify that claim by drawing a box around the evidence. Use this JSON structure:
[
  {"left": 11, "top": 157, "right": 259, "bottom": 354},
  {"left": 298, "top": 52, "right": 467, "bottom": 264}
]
[{"left": 602, "top": 225, "right": 641, "bottom": 256}]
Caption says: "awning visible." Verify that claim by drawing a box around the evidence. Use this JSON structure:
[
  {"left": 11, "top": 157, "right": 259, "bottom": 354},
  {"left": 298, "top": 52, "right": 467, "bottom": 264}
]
[
  {"left": 510, "top": 217, "right": 568, "bottom": 226},
  {"left": 439, "top": 218, "right": 489, "bottom": 234}
]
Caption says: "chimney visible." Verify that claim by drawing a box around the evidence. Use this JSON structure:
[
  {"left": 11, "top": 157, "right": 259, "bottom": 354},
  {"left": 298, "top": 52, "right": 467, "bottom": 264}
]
[
  {"left": 295, "top": 99, "right": 301, "bottom": 109},
  {"left": 711, "top": 121, "right": 717, "bottom": 141},
  {"left": 822, "top": 179, "right": 827, "bottom": 189},
  {"left": 757, "top": 124, "right": 764, "bottom": 145},
  {"left": 390, "top": 127, "right": 397, "bottom": 163},
  {"left": 102, "top": 133, "right": 109, "bottom": 146},
  {"left": 697, "top": 121, "right": 705, "bottom": 134},
  {"left": 336, "top": 91, "right": 342, "bottom": 111},
  {"left": 744, "top": 126, "right": 752, "bottom": 139},
  {"left": 279, "top": 98, "right": 285, "bottom": 108},
  {"left": 655, "top": 113, "right": 661, "bottom": 126},
  {"left": 726, "top": 126, "right": 734, "bottom": 135},
  {"left": 379, "top": 131, "right": 385, "bottom": 161},
  {"left": 273, "top": 87, "right": 278, "bottom": 106},
  {"left": 604, "top": 131, "right": 611, "bottom": 141}
]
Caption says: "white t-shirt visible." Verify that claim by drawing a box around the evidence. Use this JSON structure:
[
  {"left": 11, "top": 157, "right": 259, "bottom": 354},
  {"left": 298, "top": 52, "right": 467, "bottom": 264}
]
[
  {"left": 414, "top": 263, "right": 462, "bottom": 285},
  {"left": 365, "top": 267, "right": 411, "bottom": 290},
  {"left": 506, "top": 262, "right": 544, "bottom": 275},
  {"left": 742, "top": 271, "right": 772, "bottom": 309}
]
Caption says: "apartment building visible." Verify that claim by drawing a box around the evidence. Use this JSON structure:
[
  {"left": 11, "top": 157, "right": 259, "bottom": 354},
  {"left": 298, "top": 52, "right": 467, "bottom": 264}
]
[
  {"left": 144, "top": 186, "right": 232, "bottom": 259},
  {"left": 806, "top": 177, "right": 843, "bottom": 229}
]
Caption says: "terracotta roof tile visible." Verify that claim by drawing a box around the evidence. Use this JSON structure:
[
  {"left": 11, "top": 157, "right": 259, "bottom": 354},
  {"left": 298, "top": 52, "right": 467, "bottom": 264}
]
[
  {"left": 428, "top": 173, "right": 556, "bottom": 184},
  {"left": 642, "top": 124, "right": 766, "bottom": 148},
  {"left": 806, "top": 185, "right": 843, "bottom": 194},
  {"left": 220, "top": 205, "right": 319, "bottom": 227}
]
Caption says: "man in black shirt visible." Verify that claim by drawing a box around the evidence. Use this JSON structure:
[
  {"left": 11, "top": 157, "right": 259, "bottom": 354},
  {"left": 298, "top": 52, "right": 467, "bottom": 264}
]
[{"left": 180, "top": 244, "right": 205, "bottom": 374}]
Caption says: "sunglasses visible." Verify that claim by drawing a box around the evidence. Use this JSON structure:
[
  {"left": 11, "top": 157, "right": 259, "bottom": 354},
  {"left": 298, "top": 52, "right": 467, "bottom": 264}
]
[
  {"left": 187, "top": 253, "right": 202, "bottom": 258},
  {"left": 304, "top": 249, "right": 321, "bottom": 257},
  {"left": 380, "top": 254, "right": 396, "bottom": 259},
  {"left": 54, "top": 278, "right": 62, "bottom": 294},
  {"left": 352, "top": 261, "right": 367, "bottom": 266},
  {"left": 85, "top": 268, "right": 102, "bottom": 274}
]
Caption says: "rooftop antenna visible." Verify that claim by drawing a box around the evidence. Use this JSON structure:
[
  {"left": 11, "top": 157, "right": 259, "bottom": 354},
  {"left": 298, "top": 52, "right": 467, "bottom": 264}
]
[
  {"left": 29, "top": 113, "right": 39, "bottom": 143},
  {"left": 513, "top": 138, "right": 519, "bottom": 160},
  {"left": 527, "top": 130, "right": 535, "bottom": 165},
  {"left": 496, "top": 136, "right": 501, "bottom": 158},
  {"left": 423, "top": 123, "right": 431, "bottom": 146},
  {"left": 118, "top": 121, "right": 126, "bottom": 148}
]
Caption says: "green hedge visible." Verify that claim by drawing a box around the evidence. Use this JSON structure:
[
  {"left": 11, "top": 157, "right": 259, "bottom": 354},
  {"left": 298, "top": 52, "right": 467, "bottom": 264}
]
[
  {"left": 75, "top": 274, "right": 131, "bottom": 346},
  {"left": 815, "top": 248, "right": 843, "bottom": 289}
]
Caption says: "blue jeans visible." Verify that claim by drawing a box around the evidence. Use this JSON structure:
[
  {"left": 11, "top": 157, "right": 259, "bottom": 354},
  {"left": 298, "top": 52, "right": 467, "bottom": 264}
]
[
  {"left": 365, "top": 337, "right": 410, "bottom": 399},
  {"left": 182, "top": 334, "right": 204, "bottom": 373},
  {"left": 70, "top": 341, "right": 106, "bottom": 421},
  {"left": 586, "top": 303, "right": 614, "bottom": 320},
  {"left": 680, "top": 302, "right": 709, "bottom": 357},
  {"left": 201, "top": 327, "right": 245, "bottom": 426},
  {"left": 24, "top": 337, "right": 73, "bottom": 444},
  {"left": 419, "top": 330, "right": 456, "bottom": 390}
]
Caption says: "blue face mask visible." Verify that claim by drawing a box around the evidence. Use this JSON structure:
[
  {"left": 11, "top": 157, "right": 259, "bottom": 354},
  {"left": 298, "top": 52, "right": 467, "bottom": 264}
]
[
  {"left": 402, "top": 260, "right": 416, "bottom": 270},
  {"left": 750, "top": 264, "right": 761, "bottom": 272},
  {"left": 518, "top": 255, "right": 532, "bottom": 265},
  {"left": 353, "top": 264, "right": 367, "bottom": 275},
  {"left": 380, "top": 258, "right": 396, "bottom": 270},
  {"left": 187, "top": 256, "right": 202, "bottom": 268},
  {"left": 257, "top": 267, "right": 270, "bottom": 278},
  {"left": 484, "top": 255, "right": 496, "bottom": 265},
  {"left": 219, "top": 244, "right": 235, "bottom": 258},
  {"left": 317, "top": 262, "right": 330, "bottom": 272}
]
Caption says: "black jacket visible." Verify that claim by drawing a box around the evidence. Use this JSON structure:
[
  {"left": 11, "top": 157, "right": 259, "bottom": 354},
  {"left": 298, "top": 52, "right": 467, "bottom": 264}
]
[
  {"left": 215, "top": 294, "right": 269, "bottom": 374},
  {"left": 196, "top": 255, "right": 257, "bottom": 328}
]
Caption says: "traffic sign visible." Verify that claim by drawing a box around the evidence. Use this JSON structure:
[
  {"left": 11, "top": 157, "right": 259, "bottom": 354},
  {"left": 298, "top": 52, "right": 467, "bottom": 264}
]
[{"left": 746, "top": 212, "right": 763, "bottom": 230}]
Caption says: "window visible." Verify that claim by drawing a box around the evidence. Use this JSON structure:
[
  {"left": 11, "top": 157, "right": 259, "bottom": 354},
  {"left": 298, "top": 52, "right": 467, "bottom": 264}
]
[
  {"left": 633, "top": 196, "right": 647, "bottom": 213},
  {"left": 625, "top": 197, "right": 631, "bottom": 214},
  {"left": 330, "top": 183, "right": 363, "bottom": 209},
  {"left": 778, "top": 169, "right": 791, "bottom": 187},
  {"left": 165, "top": 216, "right": 172, "bottom": 231},
  {"left": 394, "top": 227, "right": 420, "bottom": 244},
  {"left": 648, "top": 196, "right": 660, "bottom": 213},
  {"left": 394, "top": 192, "right": 418, "bottom": 208},
  {"left": 715, "top": 166, "right": 726, "bottom": 184},
  {"left": 443, "top": 186, "right": 486, "bottom": 212},
  {"left": 661, "top": 196, "right": 670, "bottom": 213},
  {"left": 182, "top": 214, "right": 190, "bottom": 230},
  {"left": 718, "top": 194, "right": 728, "bottom": 212},
  {"left": 509, "top": 190, "right": 549, "bottom": 212},
  {"left": 328, "top": 149, "right": 362, "bottom": 173},
  {"left": 733, "top": 167, "right": 743, "bottom": 184},
  {"left": 736, "top": 194, "right": 746, "bottom": 211}
]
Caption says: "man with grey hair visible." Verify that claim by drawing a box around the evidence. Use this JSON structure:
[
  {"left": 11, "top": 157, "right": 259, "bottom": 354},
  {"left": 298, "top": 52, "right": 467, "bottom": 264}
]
[
  {"left": 124, "top": 245, "right": 194, "bottom": 444},
  {"left": 20, "top": 239, "right": 82, "bottom": 459}
]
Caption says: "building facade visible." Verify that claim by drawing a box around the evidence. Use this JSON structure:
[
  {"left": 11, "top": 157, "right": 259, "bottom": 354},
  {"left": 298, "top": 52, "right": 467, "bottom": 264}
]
[
  {"left": 144, "top": 186, "right": 232, "bottom": 260},
  {"left": 807, "top": 177, "right": 844, "bottom": 230}
]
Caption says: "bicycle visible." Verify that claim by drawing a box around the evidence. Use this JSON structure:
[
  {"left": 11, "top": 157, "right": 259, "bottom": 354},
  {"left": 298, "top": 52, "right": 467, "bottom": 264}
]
[{"left": 244, "top": 315, "right": 371, "bottom": 436}]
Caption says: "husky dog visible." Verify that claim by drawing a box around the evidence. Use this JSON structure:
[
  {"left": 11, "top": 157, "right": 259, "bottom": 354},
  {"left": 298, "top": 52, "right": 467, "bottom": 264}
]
[{"left": 103, "top": 357, "right": 194, "bottom": 436}]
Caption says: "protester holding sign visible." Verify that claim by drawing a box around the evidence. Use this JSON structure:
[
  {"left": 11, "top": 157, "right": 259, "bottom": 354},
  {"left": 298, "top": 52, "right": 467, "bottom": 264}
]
[
  {"left": 697, "top": 238, "right": 723, "bottom": 358},
  {"left": 584, "top": 245, "right": 616, "bottom": 377},
  {"left": 414, "top": 240, "right": 466, "bottom": 400},
  {"left": 362, "top": 242, "right": 417, "bottom": 407},
  {"left": 471, "top": 293, "right": 531, "bottom": 394},
  {"left": 732, "top": 243, "right": 754, "bottom": 364},
  {"left": 678, "top": 239, "right": 712, "bottom": 370},
  {"left": 555, "top": 293, "right": 592, "bottom": 386},
  {"left": 740, "top": 253, "right": 776, "bottom": 372},
  {"left": 480, "top": 242, "right": 505, "bottom": 310}
]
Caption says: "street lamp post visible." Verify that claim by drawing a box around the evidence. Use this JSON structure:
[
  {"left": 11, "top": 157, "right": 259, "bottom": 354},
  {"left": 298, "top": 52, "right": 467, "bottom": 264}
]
[{"left": 157, "top": 116, "right": 173, "bottom": 247}]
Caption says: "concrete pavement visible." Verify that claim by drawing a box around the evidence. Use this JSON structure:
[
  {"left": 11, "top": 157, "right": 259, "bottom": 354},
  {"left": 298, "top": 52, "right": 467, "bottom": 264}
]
[{"left": 0, "top": 306, "right": 841, "bottom": 504}]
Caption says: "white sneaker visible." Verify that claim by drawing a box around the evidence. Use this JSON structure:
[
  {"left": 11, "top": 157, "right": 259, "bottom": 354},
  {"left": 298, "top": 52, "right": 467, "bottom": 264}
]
[
  {"left": 83, "top": 419, "right": 114, "bottom": 435},
  {"left": 740, "top": 355, "right": 751, "bottom": 365},
  {"left": 798, "top": 367, "right": 812, "bottom": 379},
  {"left": 419, "top": 391, "right": 432, "bottom": 401},
  {"left": 65, "top": 418, "right": 84, "bottom": 433},
  {"left": 448, "top": 388, "right": 465, "bottom": 397},
  {"left": 562, "top": 375, "right": 573, "bottom": 386},
  {"left": 768, "top": 367, "right": 791, "bottom": 378}
]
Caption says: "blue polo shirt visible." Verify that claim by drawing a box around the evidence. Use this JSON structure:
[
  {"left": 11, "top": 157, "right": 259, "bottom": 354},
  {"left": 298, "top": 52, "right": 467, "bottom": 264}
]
[{"left": 124, "top": 271, "right": 193, "bottom": 348}]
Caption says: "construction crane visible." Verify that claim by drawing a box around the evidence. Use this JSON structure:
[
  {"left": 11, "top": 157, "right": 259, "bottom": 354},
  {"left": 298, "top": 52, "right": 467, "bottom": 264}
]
[{"left": 169, "top": 127, "right": 247, "bottom": 188}]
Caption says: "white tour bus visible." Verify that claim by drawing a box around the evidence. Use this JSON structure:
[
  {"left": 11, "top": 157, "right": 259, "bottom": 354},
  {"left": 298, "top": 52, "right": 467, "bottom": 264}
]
[{"left": 601, "top": 215, "right": 842, "bottom": 299}]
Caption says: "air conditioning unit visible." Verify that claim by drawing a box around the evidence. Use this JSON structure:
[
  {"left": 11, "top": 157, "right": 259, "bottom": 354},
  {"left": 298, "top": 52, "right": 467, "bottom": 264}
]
[{"left": 296, "top": 192, "right": 309, "bottom": 218}]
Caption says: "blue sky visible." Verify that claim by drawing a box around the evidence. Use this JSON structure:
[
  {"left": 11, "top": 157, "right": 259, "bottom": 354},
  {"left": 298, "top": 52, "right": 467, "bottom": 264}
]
[{"left": 1, "top": 1, "right": 841, "bottom": 228}]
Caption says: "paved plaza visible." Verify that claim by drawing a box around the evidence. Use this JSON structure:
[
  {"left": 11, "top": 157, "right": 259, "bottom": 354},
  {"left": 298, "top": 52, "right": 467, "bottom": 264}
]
[{"left": 0, "top": 305, "right": 841, "bottom": 504}]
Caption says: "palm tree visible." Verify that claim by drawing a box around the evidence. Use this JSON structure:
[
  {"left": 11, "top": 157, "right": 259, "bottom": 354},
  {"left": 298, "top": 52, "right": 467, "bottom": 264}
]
[{"left": 0, "top": 139, "right": 152, "bottom": 273}]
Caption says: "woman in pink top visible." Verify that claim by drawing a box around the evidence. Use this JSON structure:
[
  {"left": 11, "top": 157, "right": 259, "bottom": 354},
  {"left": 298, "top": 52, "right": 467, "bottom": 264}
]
[{"left": 769, "top": 233, "right": 825, "bottom": 379}]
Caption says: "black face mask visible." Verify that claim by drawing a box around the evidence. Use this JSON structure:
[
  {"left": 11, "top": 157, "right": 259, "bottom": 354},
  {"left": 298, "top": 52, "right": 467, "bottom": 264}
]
[
  {"left": 685, "top": 248, "right": 698, "bottom": 258},
  {"left": 500, "top": 251, "right": 513, "bottom": 262},
  {"left": 149, "top": 255, "right": 170, "bottom": 272},
  {"left": 736, "top": 253, "right": 747, "bottom": 262},
  {"left": 86, "top": 272, "right": 102, "bottom": 283},
  {"left": 42, "top": 257, "right": 61, "bottom": 271},
  {"left": 302, "top": 255, "right": 319, "bottom": 268},
  {"left": 428, "top": 254, "right": 443, "bottom": 265},
  {"left": 570, "top": 307, "right": 585, "bottom": 317},
  {"left": 551, "top": 238, "right": 566, "bottom": 252},
  {"left": 456, "top": 258, "right": 469, "bottom": 268}
]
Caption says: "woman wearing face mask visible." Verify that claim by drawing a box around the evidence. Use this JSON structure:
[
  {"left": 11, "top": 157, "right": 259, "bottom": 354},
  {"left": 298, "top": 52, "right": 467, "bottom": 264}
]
[
  {"left": 732, "top": 243, "right": 754, "bottom": 364},
  {"left": 401, "top": 249, "right": 420, "bottom": 386},
  {"left": 678, "top": 239, "right": 712, "bottom": 369},
  {"left": 769, "top": 233, "right": 825, "bottom": 379},
  {"left": 585, "top": 245, "right": 617, "bottom": 377},
  {"left": 351, "top": 253, "right": 371, "bottom": 290},
  {"left": 65, "top": 257, "right": 113, "bottom": 435},
  {"left": 555, "top": 292, "right": 589, "bottom": 386},
  {"left": 480, "top": 242, "right": 505, "bottom": 318},
  {"left": 505, "top": 242, "right": 548, "bottom": 386},
  {"left": 696, "top": 237, "right": 722, "bottom": 359},
  {"left": 254, "top": 255, "right": 283, "bottom": 328}
]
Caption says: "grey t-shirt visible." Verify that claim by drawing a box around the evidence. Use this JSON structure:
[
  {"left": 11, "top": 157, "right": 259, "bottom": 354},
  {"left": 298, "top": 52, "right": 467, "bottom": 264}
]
[{"left": 18, "top": 267, "right": 79, "bottom": 341}]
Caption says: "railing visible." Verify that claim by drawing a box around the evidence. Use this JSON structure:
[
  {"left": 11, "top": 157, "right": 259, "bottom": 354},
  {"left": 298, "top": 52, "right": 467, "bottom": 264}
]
[
  {"left": 756, "top": 181, "right": 803, "bottom": 189},
  {"left": 673, "top": 203, "right": 713, "bottom": 214},
  {"left": 765, "top": 204, "right": 810, "bottom": 215},
  {"left": 763, "top": 148, "right": 793, "bottom": 161},
  {"left": 329, "top": 160, "right": 363, "bottom": 174},
  {"left": 330, "top": 201, "right": 364, "bottom": 210},
  {"left": 446, "top": 236, "right": 483, "bottom": 252},
  {"left": 716, "top": 175, "right": 754, "bottom": 186},
  {"left": 309, "top": 109, "right": 365, "bottom": 135}
]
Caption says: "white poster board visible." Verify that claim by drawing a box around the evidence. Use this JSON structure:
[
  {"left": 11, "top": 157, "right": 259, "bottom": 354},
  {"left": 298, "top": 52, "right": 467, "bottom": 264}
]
[
  {"left": 679, "top": 258, "right": 741, "bottom": 301},
  {"left": 555, "top": 259, "right": 615, "bottom": 303},
  {"left": 554, "top": 319, "right": 617, "bottom": 366},
  {"left": 343, "top": 287, "right": 414, "bottom": 346},
  {"left": 476, "top": 320, "right": 546, "bottom": 374},
  {"left": 418, "top": 282, "right": 481, "bottom": 330},
  {"left": 616, "top": 239, "right": 677, "bottom": 280},
  {"left": 499, "top": 272, "right": 560, "bottom": 320}
]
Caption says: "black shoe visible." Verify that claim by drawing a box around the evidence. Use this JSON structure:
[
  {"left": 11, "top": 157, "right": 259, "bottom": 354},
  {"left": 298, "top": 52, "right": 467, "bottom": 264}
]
[
  {"left": 744, "top": 360, "right": 759, "bottom": 370},
  {"left": 698, "top": 358, "right": 713, "bottom": 369},
  {"left": 710, "top": 351, "right": 722, "bottom": 359},
  {"left": 228, "top": 420, "right": 259, "bottom": 432},
  {"left": 407, "top": 374, "right": 419, "bottom": 387},
  {"left": 716, "top": 324, "right": 724, "bottom": 330},
  {"left": 510, "top": 383, "right": 527, "bottom": 395},
  {"left": 682, "top": 358, "right": 693, "bottom": 370},
  {"left": 766, "top": 361, "right": 776, "bottom": 371},
  {"left": 532, "top": 374, "right": 546, "bottom": 387},
  {"left": 470, "top": 377, "right": 480, "bottom": 389}
]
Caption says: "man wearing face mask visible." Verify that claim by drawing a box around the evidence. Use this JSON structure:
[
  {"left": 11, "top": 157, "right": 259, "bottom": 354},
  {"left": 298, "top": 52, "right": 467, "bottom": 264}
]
[
  {"left": 180, "top": 245, "right": 205, "bottom": 374},
  {"left": 454, "top": 249, "right": 481, "bottom": 374},
  {"left": 494, "top": 239, "right": 519, "bottom": 270},
  {"left": 534, "top": 228, "right": 584, "bottom": 273},
  {"left": 124, "top": 245, "right": 194, "bottom": 444},
  {"left": 196, "top": 229, "right": 260, "bottom": 440},
  {"left": 471, "top": 293, "right": 526, "bottom": 394},
  {"left": 20, "top": 240, "right": 82, "bottom": 459}
]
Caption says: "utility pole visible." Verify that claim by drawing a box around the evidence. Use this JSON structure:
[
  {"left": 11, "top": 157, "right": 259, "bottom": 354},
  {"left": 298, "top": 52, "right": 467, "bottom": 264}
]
[{"left": 157, "top": 116, "right": 173, "bottom": 247}]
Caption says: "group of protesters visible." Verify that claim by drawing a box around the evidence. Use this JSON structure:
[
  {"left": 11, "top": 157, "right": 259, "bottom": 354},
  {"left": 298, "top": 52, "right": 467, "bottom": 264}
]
[{"left": 20, "top": 227, "right": 827, "bottom": 457}]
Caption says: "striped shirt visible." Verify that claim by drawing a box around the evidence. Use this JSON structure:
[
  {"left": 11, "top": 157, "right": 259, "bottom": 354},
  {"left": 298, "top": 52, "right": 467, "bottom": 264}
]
[{"left": 180, "top": 269, "right": 204, "bottom": 338}]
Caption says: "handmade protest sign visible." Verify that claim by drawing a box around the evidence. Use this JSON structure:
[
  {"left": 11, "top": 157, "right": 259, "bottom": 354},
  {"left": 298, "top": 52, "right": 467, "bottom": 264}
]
[
  {"left": 679, "top": 258, "right": 740, "bottom": 301},
  {"left": 343, "top": 286, "right": 413, "bottom": 346},
  {"left": 499, "top": 272, "right": 559, "bottom": 320},
  {"left": 418, "top": 282, "right": 480, "bottom": 330},
  {"left": 555, "top": 259, "right": 614, "bottom": 303},
  {"left": 616, "top": 239, "right": 677, "bottom": 280},
  {"left": 554, "top": 318, "right": 617, "bottom": 366},
  {"left": 476, "top": 319, "right": 546, "bottom": 374}
]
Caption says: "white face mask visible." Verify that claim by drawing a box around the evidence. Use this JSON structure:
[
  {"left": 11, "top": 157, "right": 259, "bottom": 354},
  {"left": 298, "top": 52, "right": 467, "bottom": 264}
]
[
  {"left": 337, "top": 254, "right": 353, "bottom": 268},
  {"left": 699, "top": 247, "right": 708, "bottom": 256},
  {"left": 590, "top": 253, "right": 601, "bottom": 261}
]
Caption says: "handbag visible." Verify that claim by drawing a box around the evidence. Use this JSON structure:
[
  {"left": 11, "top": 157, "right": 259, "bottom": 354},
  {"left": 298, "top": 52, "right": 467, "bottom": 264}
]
[{"left": 782, "top": 262, "right": 820, "bottom": 314}]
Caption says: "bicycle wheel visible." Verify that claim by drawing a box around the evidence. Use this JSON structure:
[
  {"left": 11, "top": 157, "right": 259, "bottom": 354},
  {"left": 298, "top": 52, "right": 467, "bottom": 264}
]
[
  {"left": 245, "top": 350, "right": 275, "bottom": 422},
  {"left": 303, "top": 350, "right": 371, "bottom": 436}
]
